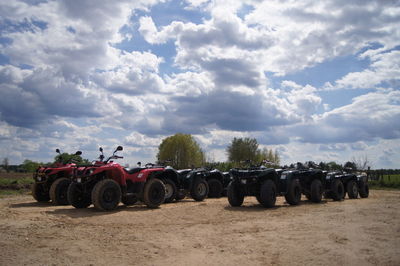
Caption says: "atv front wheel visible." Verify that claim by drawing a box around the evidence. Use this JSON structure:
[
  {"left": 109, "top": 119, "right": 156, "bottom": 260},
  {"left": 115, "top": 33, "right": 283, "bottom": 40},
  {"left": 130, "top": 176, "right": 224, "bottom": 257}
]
[
  {"left": 359, "top": 182, "right": 369, "bottom": 198},
  {"left": 32, "top": 183, "right": 50, "bottom": 202},
  {"left": 92, "top": 179, "right": 121, "bottom": 211},
  {"left": 330, "top": 179, "right": 344, "bottom": 201},
  {"left": 190, "top": 179, "right": 209, "bottom": 201},
  {"left": 67, "top": 183, "right": 91, "bottom": 208},
  {"left": 164, "top": 179, "right": 177, "bottom": 203},
  {"left": 49, "top": 178, "right": 71, "bottom": 205},
  {"left": 347, "top": 180, "right": 358, "bottom": 199},
  {"left": 143, "top": 178, "right": 165, "bottom": 208},
  {"left": 207, "top": 178, "right": 223, "bottom": 198},
  {"left": 259, "top": 180, "right": 277, "bottom": 208},
  {"left": 285, "top": 179, "right": 301, "bottom": 205},
  {"left": 175, "top": 191, "right": 186, "bottom": 201},
  {"left": 310, "top": 179, "right": 323, "bottom": 203},
  {"left": 227, "top": 181, "right": 244, "bottom": 207}
]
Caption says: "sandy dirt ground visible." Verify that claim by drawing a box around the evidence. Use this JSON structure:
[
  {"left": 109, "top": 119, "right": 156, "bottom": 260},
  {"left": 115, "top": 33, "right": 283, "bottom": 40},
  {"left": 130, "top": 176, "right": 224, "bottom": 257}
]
[{"left": 0, "top": 190, "right": 399, "bottom": 266}]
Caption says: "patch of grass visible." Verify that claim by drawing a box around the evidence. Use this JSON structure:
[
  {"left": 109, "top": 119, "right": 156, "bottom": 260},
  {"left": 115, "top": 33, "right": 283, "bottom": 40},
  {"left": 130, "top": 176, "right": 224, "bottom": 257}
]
[
  {"left": 0, "top": 172, "right": 33, "bottom": 179},
  {"left": 0, "top": 189, "right": 30, "bottom": 198},
  {"left": 0, "top": 177, "right": 34, "bottom": 186},
  {"left": 0, "top": 176, "right": 34, "bottom": 192},
  {"left": 369, "top": 174, "right": 400, "bottom": 189}
]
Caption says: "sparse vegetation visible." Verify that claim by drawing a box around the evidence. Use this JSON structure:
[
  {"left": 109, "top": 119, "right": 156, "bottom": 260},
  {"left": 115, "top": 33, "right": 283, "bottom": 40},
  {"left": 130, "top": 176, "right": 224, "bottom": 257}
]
[
  {"left": 0, "top": 172, "right": 33, "bottom": 196},
  {"left": 369, "top": 174, "right": 400, "bottom": 189}
]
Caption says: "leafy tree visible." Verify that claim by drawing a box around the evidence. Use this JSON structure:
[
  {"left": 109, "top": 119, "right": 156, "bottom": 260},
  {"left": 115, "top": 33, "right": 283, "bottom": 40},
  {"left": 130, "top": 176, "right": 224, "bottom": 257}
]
[
  {"left": 157, "top": 133, "right": 205, "bottom": 169},
  {"left": 318, "top": 161, "right": 328, "bottom": 170},
  {"left": 54, "top": 153, "right": 89, "bottom": 165},
  {"left": 326, "top": 161, "right": 342, "bottom": 170},
  {"left": 203, "top": 161, "right": 235, "bottom": 172},
  {"left": 227, "top": 138, "right": 281, "bottom": 167},
  {"left": 227, "top": 137, "right": 259, "bottom": 163},
  {"left": 256, "top": 147, "right": 280, "bottom": 166},
  {"left": 273, "top": 150, "right": 280, "bottom": 165},
  {"left": 344, "top": 161, "right": 357, "bottom": 171},
  {"left": 21, "top": 160, "right": 41, "bottom": 172}
]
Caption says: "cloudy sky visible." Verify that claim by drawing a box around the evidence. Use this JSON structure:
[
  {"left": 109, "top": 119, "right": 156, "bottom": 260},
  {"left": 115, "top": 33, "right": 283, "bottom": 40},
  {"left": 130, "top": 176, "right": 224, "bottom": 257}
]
[{"left": 0, "top": 0, "right": 399, "bottom": 169}]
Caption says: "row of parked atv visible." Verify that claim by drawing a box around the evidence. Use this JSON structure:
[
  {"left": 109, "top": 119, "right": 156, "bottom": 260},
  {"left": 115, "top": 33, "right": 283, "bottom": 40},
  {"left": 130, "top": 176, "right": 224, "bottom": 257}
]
[
  {"left": 32, "top": 146, "right": 231, "bottom": 211},
  {"left": 31, "top": 147, "right": 369, "bottom": 211},
  {"left": 227, "top": 161, "right": 369, "bottom": 208}
]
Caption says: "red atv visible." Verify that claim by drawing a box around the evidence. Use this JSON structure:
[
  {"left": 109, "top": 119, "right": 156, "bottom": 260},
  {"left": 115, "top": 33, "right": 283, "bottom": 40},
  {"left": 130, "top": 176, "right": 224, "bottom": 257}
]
[
  {"left": 68, "top": 146, "right": 174, "bottom": 211},
  {"left": 32, "top": 149, "right": 82, "bottom": 205}
]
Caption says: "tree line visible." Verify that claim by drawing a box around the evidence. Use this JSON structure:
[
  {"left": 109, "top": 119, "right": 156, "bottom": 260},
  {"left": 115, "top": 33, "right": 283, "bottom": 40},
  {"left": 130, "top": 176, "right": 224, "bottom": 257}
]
[
  {"left": 1, "top": 153, "right": 88, "bottom": 173},
  {"left": 157, "top": 134, "right": 281, "bottom": 170},
  {"left": 2, "top": 133, "right": 395, "bottom": 173}
]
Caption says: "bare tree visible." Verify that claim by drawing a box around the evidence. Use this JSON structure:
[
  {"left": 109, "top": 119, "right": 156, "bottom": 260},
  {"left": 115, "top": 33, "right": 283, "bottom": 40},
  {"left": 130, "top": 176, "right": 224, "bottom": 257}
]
[
  {"left": 2, "top": 157, "right": 9, "bottom": 173},
  {"left": 351, "top": 155, "right": 372, "bottom": 170}
]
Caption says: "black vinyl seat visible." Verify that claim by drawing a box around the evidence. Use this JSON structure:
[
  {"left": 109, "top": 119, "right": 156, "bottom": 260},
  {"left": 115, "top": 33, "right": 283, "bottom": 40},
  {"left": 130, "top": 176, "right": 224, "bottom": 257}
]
[{"left": 123, "top": 167, "right": 144, "bottom": 175}]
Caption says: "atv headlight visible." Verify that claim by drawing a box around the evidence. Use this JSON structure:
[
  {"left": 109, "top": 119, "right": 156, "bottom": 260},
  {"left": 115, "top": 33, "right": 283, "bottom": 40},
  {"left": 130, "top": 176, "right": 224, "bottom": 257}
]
[
  {"left": 77, "top": 178, "right": 81, "bottom": 183},
  {"left": 86, "top": 168, "right": 94, "bottom": 175},
  {"left": 241, "top": 179, "right": 247, "bottom": 184},
  {"left": 138, "top": 173, "right": 144, "bottom": 178},
  {"left": 280, "top": 174, "right": 287, "bottom": 180},
  {"left": 37, "top": 177, "right": 42, "bottom": 182},
  {"left": 326, "top": 175, "right": 331, "bottom": 180}
]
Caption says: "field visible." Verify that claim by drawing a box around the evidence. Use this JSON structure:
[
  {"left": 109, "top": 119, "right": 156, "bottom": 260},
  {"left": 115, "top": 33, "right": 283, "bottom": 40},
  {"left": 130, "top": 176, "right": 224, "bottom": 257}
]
[
  {"left": 0, "top": 190, "right": 399, "bottom": 266},
  {"left": 370, "top": 174, "right": 400, "bottom": 189},
  {"left": 0, "top": 172, "right": 33, "bottom": 196}
]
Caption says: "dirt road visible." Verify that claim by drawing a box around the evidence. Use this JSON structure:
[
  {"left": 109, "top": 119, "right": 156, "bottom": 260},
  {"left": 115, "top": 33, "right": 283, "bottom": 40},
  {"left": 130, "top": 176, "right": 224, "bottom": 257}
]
[{"left": 0, "top": 190, "right": 399, "bottom": 266}]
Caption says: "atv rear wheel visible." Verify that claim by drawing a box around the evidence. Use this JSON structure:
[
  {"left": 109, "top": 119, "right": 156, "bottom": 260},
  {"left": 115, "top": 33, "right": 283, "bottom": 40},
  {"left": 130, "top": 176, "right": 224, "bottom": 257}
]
[
  {"left": 68, "top": 182, "right": 91, "bottom": 208},
  {"left": 227, "top": 181, "right": 244, "bottom": 207},
  {"left": 190, "top": 179, "right": 209, "bottom": 201},
  {"left": 359, "top": 182, "right": 369, "bottom": 198},
  {"left": 49, "top": 178, "right": 71, "bottom": 205},
  {"left": 347, "top": 180, "right": 358, "bottom": 199},
  {"left": 285, "top": 179, "right": 301, "bottom": 205},
  {"left": 164, "top": 179, "right": 177, "bottom": 203},
  {"left": 32, "top": 183, "right": 50, "bottom": 202},
  {"left": 143, "top": 178, "right": 165, "bottom": 208},
  {"left": 92, "top": 179, "right": 121, "bottom": 211},
  {"left": 259, "top": 179, "right": 277, "bottom": 208},
  {"left": 330, "top": 179, "right": 344, "bottom": 201},
  {"left": 310, "top": 179, "right": 323, "bottom": 203},
  {"left": 175, "top": 191, "right": 186, "bottom": 201},
  {"left": 207, "top": 178, "right": 223, "bottom": 198}
]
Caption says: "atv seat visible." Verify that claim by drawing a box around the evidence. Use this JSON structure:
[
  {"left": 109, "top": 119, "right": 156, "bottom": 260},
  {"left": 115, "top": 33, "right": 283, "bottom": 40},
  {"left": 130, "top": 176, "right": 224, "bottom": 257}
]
[{"left": 124, "top": 167, "right": 144, "bottom": 174}]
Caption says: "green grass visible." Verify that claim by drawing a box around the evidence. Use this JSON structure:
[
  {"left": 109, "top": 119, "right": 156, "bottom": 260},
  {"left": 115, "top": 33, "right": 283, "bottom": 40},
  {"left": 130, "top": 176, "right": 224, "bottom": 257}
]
[
  {"left": 0, "top": 174, "right": 34, "bottom": 196},
  {"left": 369, "top": 174, "right": 400, "bottom": 189},
  {"left": 0, "top": 189, "right": 31, "bottom": 198},
  {"left": 0, "top": 177, "right": 34, "bottom": 186}
]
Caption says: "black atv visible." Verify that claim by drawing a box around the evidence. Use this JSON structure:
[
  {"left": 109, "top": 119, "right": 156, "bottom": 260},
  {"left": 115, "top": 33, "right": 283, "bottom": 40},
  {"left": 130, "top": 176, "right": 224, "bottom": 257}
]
[
  {"left": 341, "top": 169, "right": 369, "bottom": 199},
  {"left": 324, "top": 170, "right": 369, "bottom": 200},
  {"left": 205, "top": 169, "right": 226, "bottom": 198},
  {"left": 324, "top": 171, "right": 345, "bottom": 201},
  {"left": 227, "top": 161, "right": 302, "bottom": 208},
  {"left": 280, "top": 162, "right": 326, "bottom": 203},
  {"left": 171, "top": 168, "right": 210, "bottom": 201}
]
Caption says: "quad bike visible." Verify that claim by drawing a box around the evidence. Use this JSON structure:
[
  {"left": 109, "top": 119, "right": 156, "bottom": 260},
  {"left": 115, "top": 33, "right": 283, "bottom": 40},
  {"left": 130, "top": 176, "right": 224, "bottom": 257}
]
[
  {"left": 227, "top": 160, "right": 302, "bottom": 208},
  {"left": 280, "top": 162, "right": 327, "bottom": 203},
  {"left": 32, "top": 149, "right": 82, "bottom": 205},
  {"left": 341, "top": 168, "right": 369, "bottom": 199},
  {"left": 165, "top": 168, "right": 210, "bottom": 202},
  {"left": 68, "top": 146, "right": 181, "bottom": 211}
]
